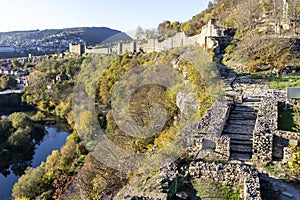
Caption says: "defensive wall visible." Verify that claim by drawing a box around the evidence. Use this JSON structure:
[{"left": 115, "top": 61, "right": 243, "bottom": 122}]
[{"left": 70, "top": 19, "right": 231, "bottom": 55}]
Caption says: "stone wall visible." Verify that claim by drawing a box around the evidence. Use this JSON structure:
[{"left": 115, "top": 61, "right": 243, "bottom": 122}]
[
  {"left": 85, "top": 46, "right": 108, "bottom": 54},
  {"left": 215, "top": 136, "right": 231, "bottom": 159},
  {"left": 197, "top": 101, "right": 231, "bottom": 136},
  {"left": 180, "top": 100, "right": 230, "bottom": 139},
  {"left": 84, "top": 19, "right": 230, "bottom": 55},
  {"left": 189, "top": 161, "right": 261, "bottom": 200},
  {"left": 252, "top": 97, "right": 300, "bottom": 163},
  {"left": 183, "top": 101, "right": 230, "bottom": 160},
  {"left": 252, "top": 98, "right": 277, "bottom": 162},
  {"left": 188, "top": 135, "right": 230, "bottom": 160},
  {"left": 181, "top": 100, "right": 231, "bottom": 160},
  {"left": 274, "top": 130, "right": 300, "bottom": 163},
  {"left": 274, "top": 130, "right": 299, "bottom": 141},
  {"left": 131, "top": 160, "right": 262, "bottom": 200}
]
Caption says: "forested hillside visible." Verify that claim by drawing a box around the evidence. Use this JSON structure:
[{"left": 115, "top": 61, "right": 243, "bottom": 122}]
[{"left": 12, "top": 46, "right": 214, "bottom": 199}]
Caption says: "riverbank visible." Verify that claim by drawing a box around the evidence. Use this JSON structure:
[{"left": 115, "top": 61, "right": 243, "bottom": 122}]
[
  {"left": 0, "top": 93, "right": 35, "bottom": 116},
  {"left": 0, "top": 125, "right": 70, "bottom": 200}
]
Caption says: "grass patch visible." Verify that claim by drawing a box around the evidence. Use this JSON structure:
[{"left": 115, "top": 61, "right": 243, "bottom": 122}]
[
  {"left": 278, "top": 106, "right": 296, "bottom": 132},
  {"left": 192, "top": 180, "right": 243, "bottom": 200},
  {"left": 263, "top": 162, "right": 293, "bottom": 179},
  {"left": 267, "top": 74, "right": 300, "bottom": 90}
]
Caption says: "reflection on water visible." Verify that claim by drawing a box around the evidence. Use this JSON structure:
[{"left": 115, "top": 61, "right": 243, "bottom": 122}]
[{"left": 0, "top": 126, "right": 69, "bottom": 200}]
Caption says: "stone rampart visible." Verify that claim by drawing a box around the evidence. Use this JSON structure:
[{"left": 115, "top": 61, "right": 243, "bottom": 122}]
[
  {"left": 84, "top": 19, "right": 230, "bottom": 55},
  {"left": 252, "top": 98, "right": 277, "bottom": 162},
  {"left": 252, "top": 97, "right": 300, "bottom": 163}
]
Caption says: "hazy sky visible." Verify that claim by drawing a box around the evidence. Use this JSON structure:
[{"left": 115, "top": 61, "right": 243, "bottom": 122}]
[{"left": 1, "top": 0, "right": 210, "bottom": 32}]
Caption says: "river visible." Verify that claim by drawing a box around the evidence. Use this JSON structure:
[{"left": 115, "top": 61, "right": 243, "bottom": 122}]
[{"left": 0, "top": 125, "right": 70, "bottom": 200}]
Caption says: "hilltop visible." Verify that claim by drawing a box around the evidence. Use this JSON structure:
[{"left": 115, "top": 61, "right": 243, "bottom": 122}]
[
  {"left": 153, "top": 0, "right": 300, "bottom": 73},
  {"left": 184, "top": 0, "right": 300, "bottom": 73}
]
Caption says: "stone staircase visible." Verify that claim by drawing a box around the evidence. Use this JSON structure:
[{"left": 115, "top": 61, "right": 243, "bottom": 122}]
[{"left": 222, "top": 98, "right": 261, "bottom": 161}]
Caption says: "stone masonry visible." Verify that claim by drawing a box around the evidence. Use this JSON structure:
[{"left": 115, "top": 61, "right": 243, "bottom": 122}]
[
  {"left": 83, "top": 19, "right": 231, "bottom": 55},
  {"left": 252, "top": 98, "right": 277, "bottom": 162},
  {"left": 189, "top": 161, "right": 261, "bottom": 200}
]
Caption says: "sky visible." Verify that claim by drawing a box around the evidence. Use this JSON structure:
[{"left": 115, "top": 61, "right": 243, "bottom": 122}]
[{"left": 0, "top": 0, "right": 210, "bottom": 32}]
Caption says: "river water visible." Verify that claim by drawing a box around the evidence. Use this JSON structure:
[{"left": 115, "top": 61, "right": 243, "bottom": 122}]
[{"left": 0, "top": 125, "right": 69, "bottom": 200}]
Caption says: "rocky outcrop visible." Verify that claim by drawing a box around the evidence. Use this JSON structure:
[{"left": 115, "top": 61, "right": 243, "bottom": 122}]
[{"left": 176, "top": 91, "right": 199, "bottom": 121}]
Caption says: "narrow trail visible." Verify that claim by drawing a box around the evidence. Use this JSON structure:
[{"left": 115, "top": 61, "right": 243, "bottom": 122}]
[{"left": 222, "top": 98, "right": 259, "bottom": 161}]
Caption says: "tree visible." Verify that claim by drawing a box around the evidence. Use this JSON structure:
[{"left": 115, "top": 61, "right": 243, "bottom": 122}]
[
  {"left": 8, "top": 126, "right": 32, "bottom": 147},
  {"left": 158, "top": 21, "right": 180, "bottom": 40},
  {"left": 75, "top": 111, "right": 98, "bottom": 141},
  {"left": 12, "top": 165, "right": 48, "bottom": 199},
  {"left": 136, "top": 25, "right": 144, "bottom": 41},
  {"left": 236, "top": 0, "right": 260, "bottom": 37},
  {"left": 8, "top": 112, "right": 30, "bottom": 129},
  {"left": 171, "top": 21, "right": 181, "bottom": 32},
  {"left": 74, "top": 154, "right": 126, "bottom": 200},
  {"left": 145, "top": 29, "right": 158, "bottom": 40},
  {"left": 290, "top": 0, "right": 300, "bottom": 35},
  {"left": 0, "top": 75, "right": 17, "bottom": 90},
  {"left": 288, "top": 145, "right": 300, "bottom": 174},
  {"left": 183, "top": 22, "right": 194, "bottom": 36},
  {"left": 12, "top": 60, "right": 23, "bottom": 69}
]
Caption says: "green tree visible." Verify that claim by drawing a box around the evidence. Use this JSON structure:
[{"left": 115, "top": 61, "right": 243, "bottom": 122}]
[
  {"left": 145, "top": 29, "right": 158, "bottom": 40},
  {"left": 0, "top": 75, "right": 17, "bottom": 89},
  {"left": 12, "top": 60, "right": 23, "bottom": 69},
  {"left": 8, "top": 112, "right": 30, "bottom": 129},
  {"left": 8, "top": 126, "right": 32, "bottom": 147},
  {"left": 75, "top": 111, "right": 98, "bottom": 141},
  {"left": 12, "top": 165, "right": 48, "bottom": 199},
  {"left": 136, "top": 25, "right": 145, "bottom": 41},
  {"left": 288, "top": 145, "right": 300, "bottom": 173},
  {"left": 183, "top": 22, "right": 195, "bottom": 36}
]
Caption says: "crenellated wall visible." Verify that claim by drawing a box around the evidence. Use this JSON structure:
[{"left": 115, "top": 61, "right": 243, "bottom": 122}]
[{"left": 83, "top": 19, "right": 230, "bottom": 55}]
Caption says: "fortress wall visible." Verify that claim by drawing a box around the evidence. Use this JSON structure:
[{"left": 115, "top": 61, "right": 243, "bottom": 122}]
[
  {"left": 83, "top": 19, "right": 226, "bottom": 55},
  {"left": 85, "top": 47, "right": 108, "bottom": 54}
]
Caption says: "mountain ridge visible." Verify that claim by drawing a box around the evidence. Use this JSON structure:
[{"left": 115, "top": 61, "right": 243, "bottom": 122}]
[
  {"left": 0, "top": 26, "right": 132, "bottom": 58},
  {"left": 0, "top": 26, "right": 132, "bottom": 45}
]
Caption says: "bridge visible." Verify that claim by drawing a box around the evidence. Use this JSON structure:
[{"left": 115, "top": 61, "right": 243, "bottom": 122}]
[{"left": 0, "top": 89, "right": 23, "bottom": 95}]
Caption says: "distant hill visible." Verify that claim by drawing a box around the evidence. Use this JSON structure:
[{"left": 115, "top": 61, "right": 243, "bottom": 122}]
[
  {"left": 0, "top": 27, "right": 132, "bottom": 58},
  {"left": 0, "top": 27, "right": 132, "bottom": 46}
]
